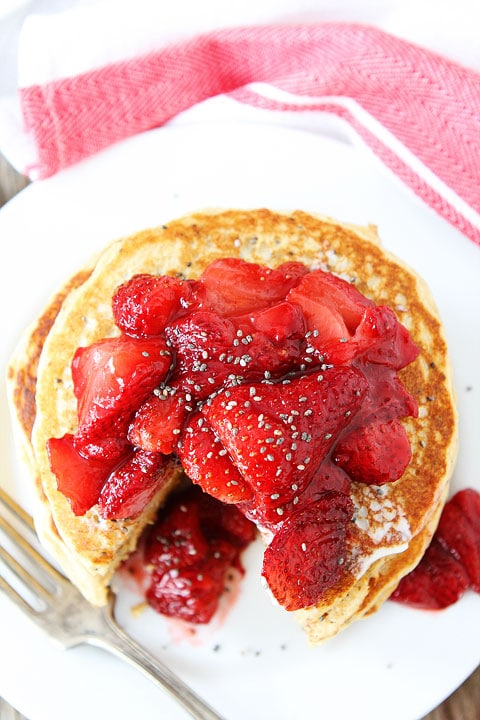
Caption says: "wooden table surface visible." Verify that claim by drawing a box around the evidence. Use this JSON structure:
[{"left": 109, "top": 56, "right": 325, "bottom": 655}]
[{"left": 0, "top": 152, "right": 478, "bottom": 720}]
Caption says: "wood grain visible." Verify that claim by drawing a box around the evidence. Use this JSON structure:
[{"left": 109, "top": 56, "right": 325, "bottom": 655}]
[{"left": 0, "top": 151, "right": 478, "bottom": 720}]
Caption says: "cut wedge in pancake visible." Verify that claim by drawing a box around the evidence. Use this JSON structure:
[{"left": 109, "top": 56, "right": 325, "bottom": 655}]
[{"left": 7, "top": 209, "right": 458, "bottom": 640}]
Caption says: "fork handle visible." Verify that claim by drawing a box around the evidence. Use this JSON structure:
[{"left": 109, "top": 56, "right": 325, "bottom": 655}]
[{"left": 92, "top": 607, "right": 228, "bottom": 720}]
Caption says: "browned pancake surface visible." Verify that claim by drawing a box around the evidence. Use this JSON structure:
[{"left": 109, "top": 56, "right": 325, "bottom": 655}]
[{"left": 8, "top": 209, "right": 457, "bottom": 632}]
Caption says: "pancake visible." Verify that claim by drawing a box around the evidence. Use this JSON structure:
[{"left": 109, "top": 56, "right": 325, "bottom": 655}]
[{"left": 7, "top": 209, "right": 458, "bottom": 639}]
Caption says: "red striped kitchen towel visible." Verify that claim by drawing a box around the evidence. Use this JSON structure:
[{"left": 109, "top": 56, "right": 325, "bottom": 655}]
[{"left": 19, "top": 23, "right": 480, "bottom": 244}]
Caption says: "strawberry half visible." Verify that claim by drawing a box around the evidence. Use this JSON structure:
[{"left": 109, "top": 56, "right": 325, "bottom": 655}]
[
  {"left": 390, "top": 537, "right": 470, "bottom": 609},
  {"left": 390, "top": 488, "right": 480, "bottom": 609},
  {"left": 164, "top": 310, "right": 239, "bottom": 399},
  {"left": 47, "top": 433, "right": 124, "bottom": 516},
  {"left": 129, "top": 385, "right": 189, "bottom": 455},
  {"left": 144, "top": 486, "right": 255, "bottom": 623},
  {"left": 316, "top": 305, "right": 420, "bottom": 368},
  {"left": 199, "top": 258, "right": 307, "bottom": 317},
  {"left": 97, "top": 448, "right": 168, "bottom": 519},
  {"left": 262, "top": 491, "right": 354, "bottom": 610},
  {"left": 436, "top": 488, "right": 480, "bottom": 592},
  {"left": 201, "top": 367, "right": 368, "bottom": 524},
  {"left": 144, "top": 489, "right": 211, "bottom": 573},
  {"left": 146, "top": 540, "right": 236, "bottom": 623},
  {"left": 333, "top": 418, "right": 412, "bottom": 485},
  {"left": 287, "top": 268, "right": 373, "bottom": 341},
  {"left": 178, "top": 412, "right": 253, "bottom": 503},
  {"left": 72, "top": 334, "right": 171, "bottom": 457},
  {"left": 234, "top": 299, "right": 306, "bottom": 345},
  {"left": 112, "top": 274, "right": 196, "bottom": 337},
  {"left": 165, "top": 308, "right": 306, "bottom": 400}
]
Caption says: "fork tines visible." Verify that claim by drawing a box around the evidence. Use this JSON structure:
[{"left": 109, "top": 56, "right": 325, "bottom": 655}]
[{"left": 0, "top": 487, "right": 64, "bottom": 616}]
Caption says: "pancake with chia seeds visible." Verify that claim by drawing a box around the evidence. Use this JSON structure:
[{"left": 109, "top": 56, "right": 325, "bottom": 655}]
[{"left": 7, "top": 209, "right": 457, "bottom": 639}]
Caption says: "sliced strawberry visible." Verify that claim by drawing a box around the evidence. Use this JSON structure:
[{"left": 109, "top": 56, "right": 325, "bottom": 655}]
[
  {"left": 287, "top": 268, "right": 373, "bottom": 338},
  {"left": 202, "top": 367, "right": 368, "bottom": 523},
  {"left": 297, "top": 461, "right": 352, "bottom": 505},
  {"left": 436, "top": 488, "right": 480, "bottom": 592},
  {"left": 318, "top": 306, "right": 420, "bottom": 368},
  {"left": 199, "top": 258, "right": 307, "bottom": 317},
  {"left": 47, "top": 433, "right": 122, "bottom": 515},
  {"left": 333, "top": 418, "right": 411, "bottom": 485},
  {"left": 164, "top": 310, "right": 238, "bottom": 398},
  {"left": 97, "top": 448, "right": 168, "bottom": 519},
  {"left": 390, "top": 489, "right": 480, "bottom": 609},
  {"left": 361, "top": 364, "right": 418, "bottom": 424},
  {"left": 144, "top": 490, "right": 210, "bottom": 573},
  {"left": 355, "top": 305, "right": 420, "bottom": 369},
  {"left": 129, "top": 385, "right": 189, "bottom": 455},
  {"left": 236, "top": 300, "right": 306, "bottom": 345},
  {"left": 166, "top": 309, "right": 305, "bottom": 399},
  {"left": 262, "top": 491, "right": 354, "bottom": 610},
  {"left": 145, "top": 486, "right": 255, "bottom": 623},
  {"left": 146, "top": 538, "right": 236, "bottom": 623},
  {"left": 72, "top": 334, "right": 171, "bottom": 457},
  {"left": 178, "top": 412, "right": 253, "bottom": 503},
  {"left": 145, "top": 486, "right": 254, "bottom": 571},
  {"left": 390, "top": 537, "right": 470, "bottom": 609},
  {"left": 277, "top": 261, "right": 310, "bottom": 284},
  {"left": 200, "top": 498, "right": 257, "bottom": 548},
  {"left": 112, "top": 274, "right": 196, "bottom": 337}
]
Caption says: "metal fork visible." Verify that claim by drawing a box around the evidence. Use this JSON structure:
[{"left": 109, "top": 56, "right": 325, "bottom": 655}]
[{"left": 0, "top": 487, "right": 227, "bottom": 720}]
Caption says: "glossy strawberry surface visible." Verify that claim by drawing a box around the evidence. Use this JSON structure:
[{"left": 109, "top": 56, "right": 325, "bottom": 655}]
[
  {"left": 47, "top": 256, "right": 422, "bottom": 617},
  {"left": 333, "top": 418, "right": 412, "bottom": 485},
  {"left": 391, "top": 489, "right": 480, "bottom": 609},
  {"left": 72, "top": 334, "right": 171, "bottom": 459},
  {"left": 199, "top": 258, "right": 308, "bottom": 316},
  {"left": 47, "top": 433, "right": 123, "bottom": 516},
  {"left": 144, "top": 486, "right": 255, "bottom": 623},
  {"left": 97, "top": 448, "right": 168, "bottom": 520},
  {"left": 201, "top": 367, "right": 367, "bottom": 525},
  {"left": 112, "top": 274, "right": 197, "bottom": 337},
  {"left": 262, "top": 491, "right": 354, "bottom": 610},
  {"left": 129, "top": 386, "right": 189, "bottom": 455}
]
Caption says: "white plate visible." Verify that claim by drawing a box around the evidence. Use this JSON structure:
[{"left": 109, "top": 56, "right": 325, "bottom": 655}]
[{"left": 0, "top": 123, "right": 479, "bottom": 720}]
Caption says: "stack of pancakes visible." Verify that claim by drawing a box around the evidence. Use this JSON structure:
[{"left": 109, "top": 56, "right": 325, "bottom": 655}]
[{"left": 7, "top": 209, "right": 458, "bottom": 642}]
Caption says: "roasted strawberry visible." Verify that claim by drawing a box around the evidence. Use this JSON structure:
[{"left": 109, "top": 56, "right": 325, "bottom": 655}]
[
  {"left": 202, "top": 367, "right": 368, "bottom": 523},
  {"left": 47, "top": 433, "right": 122, "bottom": 516},
  {"left": 146, "top": 539, "right": 236, "bottom": 623},
  {"left": 166, "top": 308, "right": 305, "bottom": 399},
  {"left": 97, "top": 448, "right": 168, "bottom": 519},
  {"left": 72, "top": 334, "right": 171, "bottom": 457},
  {"left": 287, "top": 268, "right": 373, "bottom": 339},
  {"left": 318, "top": 306, "right": 420, "bottom": 368},
  {"left": 294, "top": 461, "right": 352, "bottom": 509},
  {"left": 112, "top": 274, "right": 195, "bottom": 337},
  {"left": 144, "top": 490, "right": 210, "bottom": 573},
  {"left": 436, "top": 488, "right": 480, "bottom": 592},
  {"left": 354, "top": 305, "right": 420, "bottom": 369},
  {"left": 236, "top": 300, "right": 306, "bottom": 344},
  {"left": 390, "top": 489, "right": 480, "bottom": 609},
  {"left": 333, "top": 418, "right": 412, "bottom": 485},
  {"left": 164, "top": 310, "right": 238, "bottom": 398},
  {"left": 178, "top": 412, "right": 253, "bottom": 503},
  {"left": 200, "top": 497, "right": 257, "bottom": 548},
  {"left": 262, "top": 491, "right": 354, "bottom": 610},
  {"left": 199, "top": 258, "right": 307, "bottom": 317},
  {"left": 360, "top": 364, "right": 418, "bottom": 424},
  {"left": 144, "top": 487, "right": 255, "bottom": 623},
  {"left": 129, "top": 385, "right": 189, "bottom": 455},
  {"left": 390, "top": 537, "right": 470, "bottom": 609}
]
